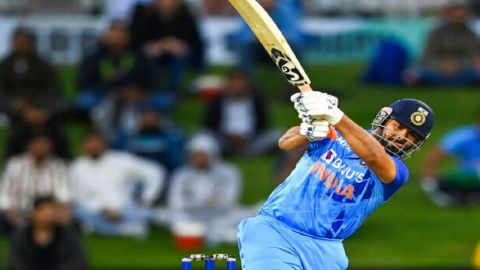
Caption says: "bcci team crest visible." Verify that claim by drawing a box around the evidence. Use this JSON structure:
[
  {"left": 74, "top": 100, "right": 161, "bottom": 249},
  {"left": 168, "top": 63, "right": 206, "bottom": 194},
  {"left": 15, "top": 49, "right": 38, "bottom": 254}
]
[{"left": 410, "top": 107, "right": 429, "bottom": 126}]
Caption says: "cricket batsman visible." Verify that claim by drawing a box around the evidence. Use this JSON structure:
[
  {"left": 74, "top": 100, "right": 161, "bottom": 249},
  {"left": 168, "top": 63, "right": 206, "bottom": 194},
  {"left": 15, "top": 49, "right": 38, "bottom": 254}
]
[{"left": 237, "top": 92, "right": 435, "bottom": 269}]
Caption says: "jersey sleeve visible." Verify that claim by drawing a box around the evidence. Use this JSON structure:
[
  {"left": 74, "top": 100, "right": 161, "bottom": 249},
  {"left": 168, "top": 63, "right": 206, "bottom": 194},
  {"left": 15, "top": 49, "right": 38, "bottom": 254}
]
[{"left": 382, "top": 157, "right": 409, "bottom": 201}]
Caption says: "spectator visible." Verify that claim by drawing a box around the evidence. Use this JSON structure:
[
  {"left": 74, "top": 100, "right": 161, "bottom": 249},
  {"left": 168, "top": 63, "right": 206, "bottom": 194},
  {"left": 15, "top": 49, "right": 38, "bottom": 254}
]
[
  {"left": 0, "top": 27, "right": 67, "bottom": 125},
  {"left": 3, "top": 115, "right": 71, "bottom": 160},
  {"left": 8, "top": 196, "right": 88, "bottom": 270},
  {"left": 228, "top": 0, "right": 306, "bottom": 72},
  {"left": 114, "top": 107, "right": 185, "bottom": 173},
  {"left": 164, "top": 134, "right": 257, "bottom": 244},
  {"left": 0, "top": 134, "right": 71, "bottom": 233},
  {"left": 130, "top": 0, "right": 205, "bottom": 92},
  {"left": 70, "top": 132, "right": 165, "bottom": 237},
  {"left": 91, "top": 76, "right": 172, "bottom": 142},
  {"left": 0, "top": 27, "right": 71, "bottom": 160},
  {"left": 406, "top": 2, "right": 479, "bottom": 86},
  {"left": 77, "top": 21, "right": 172, "bottom": 116},
  {"left": 421, "top": 114, "right": 480, "bottom": 207},
  {"left": 203, "top": 70, "right": 282, "bottom": 156}
]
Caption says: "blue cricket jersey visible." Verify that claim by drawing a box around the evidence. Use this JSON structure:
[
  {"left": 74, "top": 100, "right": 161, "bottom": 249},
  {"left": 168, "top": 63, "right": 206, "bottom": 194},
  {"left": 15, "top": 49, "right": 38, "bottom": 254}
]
[{"left": 259, "top": 133, "right": 409, "bottom": 240}]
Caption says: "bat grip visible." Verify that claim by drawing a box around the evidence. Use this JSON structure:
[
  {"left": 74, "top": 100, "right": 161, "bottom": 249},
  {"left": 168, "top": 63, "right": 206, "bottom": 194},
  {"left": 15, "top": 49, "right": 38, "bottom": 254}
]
[{"left": 298, "top": 84, "right": 313, "bottom": 92}]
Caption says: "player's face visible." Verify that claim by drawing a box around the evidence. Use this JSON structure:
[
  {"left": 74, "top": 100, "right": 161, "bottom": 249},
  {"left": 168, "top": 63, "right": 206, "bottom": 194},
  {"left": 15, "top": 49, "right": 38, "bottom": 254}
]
[{"left": 382, "top": 119, "right": 419, "bottom": 150}]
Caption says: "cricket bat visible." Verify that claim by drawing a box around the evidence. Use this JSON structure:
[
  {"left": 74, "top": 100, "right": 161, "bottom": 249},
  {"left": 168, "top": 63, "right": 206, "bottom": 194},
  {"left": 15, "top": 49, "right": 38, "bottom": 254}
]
[
  {"left": 228, "top": 0, "right": 312, "bottom": 92},
  {"left": 228, "top": 0, "right": 339, "bottom": 139}
]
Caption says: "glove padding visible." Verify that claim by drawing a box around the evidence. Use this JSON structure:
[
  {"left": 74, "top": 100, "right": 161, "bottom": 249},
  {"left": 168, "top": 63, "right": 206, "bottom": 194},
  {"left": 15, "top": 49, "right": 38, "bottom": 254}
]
[
  {"left": 300, "top": 119, "right": 330, "bottom": 141},
  {"left": 291, "top": 91, "right": 344, "bottom": 125}
]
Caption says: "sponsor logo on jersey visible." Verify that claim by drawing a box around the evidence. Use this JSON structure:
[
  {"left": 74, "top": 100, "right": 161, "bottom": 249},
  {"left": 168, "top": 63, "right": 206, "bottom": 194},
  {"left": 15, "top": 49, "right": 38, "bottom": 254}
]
[
  {"left": 321, "top": 150, "right": 337, "bottom": 164},
  {"left": 308, "top": 160, "right": 366, "bottom": 200}
]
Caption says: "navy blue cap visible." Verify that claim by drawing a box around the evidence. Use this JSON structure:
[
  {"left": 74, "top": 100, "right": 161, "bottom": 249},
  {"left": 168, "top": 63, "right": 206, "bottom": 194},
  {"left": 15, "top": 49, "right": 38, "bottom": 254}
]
[{"left": 389, "top": 99, "right": 435, "bottom": 139}]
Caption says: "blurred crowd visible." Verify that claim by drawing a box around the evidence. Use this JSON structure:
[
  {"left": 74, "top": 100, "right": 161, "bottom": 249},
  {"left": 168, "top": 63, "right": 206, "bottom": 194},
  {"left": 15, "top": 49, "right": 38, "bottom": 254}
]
[
  {"left": 362, "top": 1, "right": 480, "bottom": 87},
  {"left": 0, "top": 0, "right": 478, "bottom": 269},
  {"left": 1, "top": 0, "right": 480, "bottom": 17},
  {"left": 0, "top": 1, "right": 289, "bottom": 268}
]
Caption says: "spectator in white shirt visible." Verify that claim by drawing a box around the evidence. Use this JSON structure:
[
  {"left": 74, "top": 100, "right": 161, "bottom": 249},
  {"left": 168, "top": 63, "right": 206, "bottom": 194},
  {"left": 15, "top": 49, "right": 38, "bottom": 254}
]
[
  {"left": 0, "top": 134, "right": 71, "bottom": 234},
  {"left": 164, "top": 133, "right": 258, "bottom": 244},
  {"left": 70, "top": 131, "right": 165, "bottom": 237}
]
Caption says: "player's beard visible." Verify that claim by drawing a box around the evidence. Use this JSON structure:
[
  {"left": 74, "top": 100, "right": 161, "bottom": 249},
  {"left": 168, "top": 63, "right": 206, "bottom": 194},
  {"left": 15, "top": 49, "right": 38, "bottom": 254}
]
[{"left": 373, "top": 127, "right": 411, "bottom": 156}]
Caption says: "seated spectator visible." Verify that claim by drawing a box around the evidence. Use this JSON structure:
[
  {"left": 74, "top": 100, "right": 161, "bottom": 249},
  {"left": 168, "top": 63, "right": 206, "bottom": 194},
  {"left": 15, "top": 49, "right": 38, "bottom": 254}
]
[
  {"left": 130, "top": 0, "right": 205, "bottom": 92},
  {"left": 203, "top": 70, "right": 282, "bottom": 156},
  {"left": 91, "top": 77, "right": 172, "bottom": 142},
  {"left": 0, "top": 27, "right": 68, "bottom": 125},
  {"left": 0, "top": 27, "right": 71, "bottom": 161},
  {"left": 421, "top": 113, "right": 480, "bottom": 207},
  {"left": 163, "top": 134, "right": 257, "bottom": 244},
  {"left": 114, "top": 106, "right": 185, "bottom": 173},
  {"left": 3, "top": 109, "right": 71, "bottom": 160},
  {"left": 228, "top": 0, "right": 306, "bottom": 72},
  {"left": 0, "top": 134, "right": 71, "bottom": 234},
  {"left": 77, "top": 21, "right": 172, "bottom": 116},
  {"left": 70, "top": 132, "right": 165, "bottom": 237},
  {"left": 406, "top": 2, "right": 479, "bottom": 86},
  {"left": 8, "top": 196, "right": 88, "bottom": 270}
]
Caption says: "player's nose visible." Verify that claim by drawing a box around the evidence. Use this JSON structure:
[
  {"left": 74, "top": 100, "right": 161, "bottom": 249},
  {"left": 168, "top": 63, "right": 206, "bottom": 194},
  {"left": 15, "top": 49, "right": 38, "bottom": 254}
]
[{"left": 395, "top": 127, "right": 409, "bottom": 138}]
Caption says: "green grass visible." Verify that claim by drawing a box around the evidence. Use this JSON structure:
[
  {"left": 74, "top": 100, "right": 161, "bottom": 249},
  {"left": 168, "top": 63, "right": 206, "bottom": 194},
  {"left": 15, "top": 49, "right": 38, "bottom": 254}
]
[{"left": 1, "top": 63, "right": 480, "bottom": 269}]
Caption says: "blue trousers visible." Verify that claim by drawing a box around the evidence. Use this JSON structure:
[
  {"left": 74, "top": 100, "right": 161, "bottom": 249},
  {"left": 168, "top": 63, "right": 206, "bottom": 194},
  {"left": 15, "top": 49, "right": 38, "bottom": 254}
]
[{"left": 237, "top": 216, "right": 348, "bottom": 270}]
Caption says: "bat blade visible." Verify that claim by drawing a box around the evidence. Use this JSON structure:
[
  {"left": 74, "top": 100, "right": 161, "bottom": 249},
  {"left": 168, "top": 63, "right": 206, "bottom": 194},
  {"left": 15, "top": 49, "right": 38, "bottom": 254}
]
[{"left": 228, "top": 0, "right": 311, "bottom": 91}]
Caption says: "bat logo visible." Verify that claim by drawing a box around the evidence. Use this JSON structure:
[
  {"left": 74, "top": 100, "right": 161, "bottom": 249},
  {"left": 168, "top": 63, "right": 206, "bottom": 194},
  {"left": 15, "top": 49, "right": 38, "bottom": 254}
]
[{"left": 270, "top": 48, "right": 307, "bottom": 86}]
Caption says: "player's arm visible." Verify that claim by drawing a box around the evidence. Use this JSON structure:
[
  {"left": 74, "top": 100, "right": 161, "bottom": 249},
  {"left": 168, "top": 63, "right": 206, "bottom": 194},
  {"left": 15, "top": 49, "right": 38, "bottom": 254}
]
[
  {"left": 279, "top": 119, "right": 331, "bottom": 151},
  {"left": 291, "top": 92, "right": 397, "bottom": 183},
  {"left": 278, "top": 126, "right": 308, "bottom": 151},
  {"left": 334, "top": 116, "right": 397, "bottom": 183}
]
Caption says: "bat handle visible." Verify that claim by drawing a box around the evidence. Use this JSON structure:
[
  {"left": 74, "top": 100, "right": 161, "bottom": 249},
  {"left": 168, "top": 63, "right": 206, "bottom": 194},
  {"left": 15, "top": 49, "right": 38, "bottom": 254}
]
[{"left": 298, "top": 84, "right": 313, "bottom": 92}]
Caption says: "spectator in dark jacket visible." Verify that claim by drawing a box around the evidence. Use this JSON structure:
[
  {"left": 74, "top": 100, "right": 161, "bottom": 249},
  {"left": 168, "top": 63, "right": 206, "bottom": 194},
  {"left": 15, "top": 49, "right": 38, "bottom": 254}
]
[
  {"left": 203, "top": 70, "right": 281, "bottom": 156},
  {"left": 76, "top": 21, "right": 170, "bottom": 114},
  {"left": 0, "top": 27, "right": 71, "bottom": 160},
  {"left": 8, "top": 196, "right": 88, "bottom": 270},
  {"left": 130, "top": 0, "right": 205, "bottom": 91},
  {"left": 114, "top": 106, "right": 185, "bottom": 173},
  {"left": 0, "top": 27, "right": 67, "bottom": 124},
  {"left": 406, "top": 3, "right": 479, "bottom": 86}
]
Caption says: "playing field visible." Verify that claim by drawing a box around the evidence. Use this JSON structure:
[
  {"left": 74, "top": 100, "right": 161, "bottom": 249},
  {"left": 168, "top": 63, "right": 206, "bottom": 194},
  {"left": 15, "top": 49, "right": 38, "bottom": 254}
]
[{"left": 0, "top": 63, "right": 479, "bottom": 269}]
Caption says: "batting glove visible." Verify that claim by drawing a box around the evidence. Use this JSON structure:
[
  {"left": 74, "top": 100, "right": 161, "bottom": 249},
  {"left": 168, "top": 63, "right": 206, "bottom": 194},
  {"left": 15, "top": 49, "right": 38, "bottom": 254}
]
[
  {"left": 291, "top": 91, "right": 344, "bottom": 125},
  {"left": 300, "top": 119, "right": 330, "bottom": 141}
]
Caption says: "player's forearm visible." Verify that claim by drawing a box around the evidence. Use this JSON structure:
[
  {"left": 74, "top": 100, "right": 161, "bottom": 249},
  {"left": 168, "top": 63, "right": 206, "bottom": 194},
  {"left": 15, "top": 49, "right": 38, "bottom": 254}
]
[
  {"left": 334, "top": 115, "right": 396, "bottom": 181},
  {"left": 278, "top": 126, "right": 308, "bottom": 151},
  {"left": 334, "top": 116, "right": 383, "bottom": 160}
]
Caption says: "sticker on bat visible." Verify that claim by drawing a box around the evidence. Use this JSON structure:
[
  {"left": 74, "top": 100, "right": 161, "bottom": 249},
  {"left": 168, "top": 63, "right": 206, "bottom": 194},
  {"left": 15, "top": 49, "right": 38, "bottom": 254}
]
[{"left": 270, "top": 48, "right": 308, "bottom": 86}]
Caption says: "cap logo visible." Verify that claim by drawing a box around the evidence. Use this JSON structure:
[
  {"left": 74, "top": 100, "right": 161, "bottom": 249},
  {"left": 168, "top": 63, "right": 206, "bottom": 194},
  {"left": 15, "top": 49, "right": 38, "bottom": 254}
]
[{"left": 410, "top": 107, "right": 428, "bottom": 126}]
